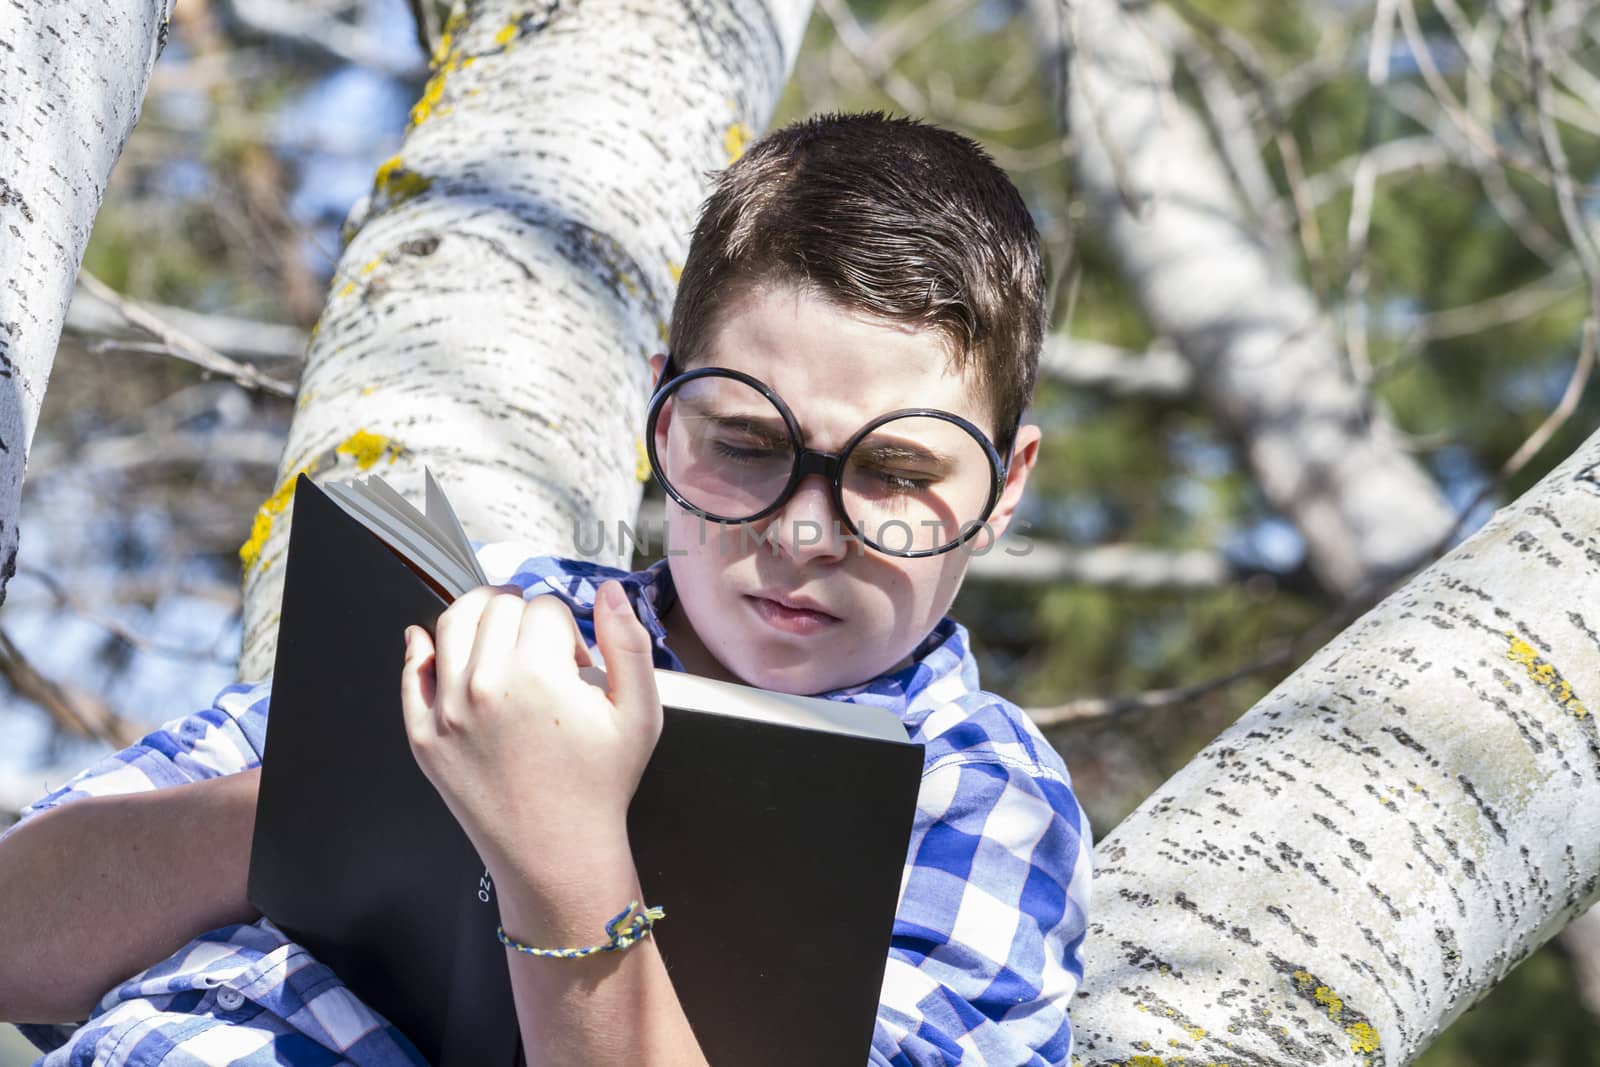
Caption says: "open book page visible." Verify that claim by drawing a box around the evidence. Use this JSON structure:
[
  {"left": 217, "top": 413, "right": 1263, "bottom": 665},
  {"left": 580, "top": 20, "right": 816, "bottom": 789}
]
[
  {"left": 424, "top": 469, "right": 488, "bottom": 587},
  {"left": 356, "top": 475, "right": 478, "bottom": 580},
  {"left": 322, "top": 473, "right": 482, "bottom": 598},
  {"left": 578, "top": 665, "right": 908, "bottom": 744},
  {"left": 323, "top": 482, "right": 477, "bottom": 598}
]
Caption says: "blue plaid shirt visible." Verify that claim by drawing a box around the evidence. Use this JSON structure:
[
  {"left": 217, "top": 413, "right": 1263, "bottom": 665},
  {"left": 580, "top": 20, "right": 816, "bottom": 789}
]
[{"left": 6, "top": 549, "right": 1091, "bottom": 1066}]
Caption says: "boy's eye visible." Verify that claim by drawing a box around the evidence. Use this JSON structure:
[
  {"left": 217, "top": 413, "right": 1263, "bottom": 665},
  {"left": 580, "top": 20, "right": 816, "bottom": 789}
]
[
  {"left": 857, "top": 465, "right": 936, "bottom": 495},
  {"left": 710, "top": 438, "right": 788, "bottom": 464}
]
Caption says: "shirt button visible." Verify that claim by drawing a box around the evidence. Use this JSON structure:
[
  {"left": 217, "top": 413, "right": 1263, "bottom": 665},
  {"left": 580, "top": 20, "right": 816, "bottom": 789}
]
[{"left": 215, "top": 988, "right": 246, "bottom": 1012}]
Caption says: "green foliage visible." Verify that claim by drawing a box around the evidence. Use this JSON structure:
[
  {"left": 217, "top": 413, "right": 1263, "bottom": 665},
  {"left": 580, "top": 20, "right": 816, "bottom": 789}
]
[
  {"left": 27, "top": 0, "right": 1600, "bottom": 1058},
  {"left": 772, "top": 1, "right": 1600, "bottom": 1055},
  {"left": 1415, "top": 941, "right": 1600, "bottom": 1067}
]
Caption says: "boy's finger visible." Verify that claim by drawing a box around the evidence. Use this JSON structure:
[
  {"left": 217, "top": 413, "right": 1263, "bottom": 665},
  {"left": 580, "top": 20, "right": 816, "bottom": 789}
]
[
  {"left": 513, "top": 595, "right": 588, "bottom": 674},
  {"left": 399, "top": 625, "right": 439, "bottom": 741},
  {"left": 434, "top": 587, "right": 494, "bottom": 694},
  {"left": 594, "top": 580, "right": 658, "bottom": 721},
  {"left": 466, "top": 590, "right": 524, "bottom": 682}
]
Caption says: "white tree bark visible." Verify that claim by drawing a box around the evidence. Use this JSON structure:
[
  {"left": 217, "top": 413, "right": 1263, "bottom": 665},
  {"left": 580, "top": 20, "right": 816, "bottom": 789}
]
[
  {"left": 1070, "top": 426, "right": 1600, "bottom": 1062},
  {"left": 237, "top": 0, "right": 813, "bottom": 679},
  {"left": 0, "top": 0, "right": 174, "bottom": 606},
  {"left": 1037, "top": 334, "right": 1194, "bottom": 399},
  {"left": 1035, "top": 0, "right": 1458, "bottom": 596},
  {"left": 64, "top": 283, "right": 308, "bottom": 362}
]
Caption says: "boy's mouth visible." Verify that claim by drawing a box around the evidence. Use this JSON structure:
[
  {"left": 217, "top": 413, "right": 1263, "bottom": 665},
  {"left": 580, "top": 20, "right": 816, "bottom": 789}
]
[{"left": 745, "top": 592, "right": 841, "bottom": 634}]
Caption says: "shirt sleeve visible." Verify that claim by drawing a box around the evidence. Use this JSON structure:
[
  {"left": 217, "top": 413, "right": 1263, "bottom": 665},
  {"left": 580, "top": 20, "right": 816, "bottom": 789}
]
[
  {"left": 869, "top": 756, "right": 1092, "bottom": 1066},
  {"left": 2, "top": 678, "right": 272, "bottom": 836},
  {"left": 0, "top": 679, "right": 271, "bottom": 1056}
]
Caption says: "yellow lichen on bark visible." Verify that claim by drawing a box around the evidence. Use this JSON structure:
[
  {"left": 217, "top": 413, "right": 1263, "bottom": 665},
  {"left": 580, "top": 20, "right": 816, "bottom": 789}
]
[
  {"left": 335, "top": 429, "right": 401, "bottom": 470},
  {"left": 239, "top": 470, "right": 304, "bottom": 576},
  {"left": 1347, "top": 1021, "right": 1381, "bottom": 1054},
  {"left": 373, "top": 156, "right": 434, "bottom": 209},
  {"left": 635, "top": 436, "right": 651, "bottom": 481},
  {"left": 1505, "top": 632, "right": 1591, "bottom": 718},
  {"left": 412, "top": 43, "right": 474, "bottom": 128},
  {"left": 239, "top": 430, "right": 404, "bottom": 576},
  {"left": 724, "top": 122, "right": 750, "bottom": 163}
]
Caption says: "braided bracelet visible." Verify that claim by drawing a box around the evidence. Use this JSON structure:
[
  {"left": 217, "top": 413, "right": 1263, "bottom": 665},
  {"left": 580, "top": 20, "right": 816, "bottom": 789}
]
[{"left": 497, "top": 900, "right": 666, "bottom": 959}]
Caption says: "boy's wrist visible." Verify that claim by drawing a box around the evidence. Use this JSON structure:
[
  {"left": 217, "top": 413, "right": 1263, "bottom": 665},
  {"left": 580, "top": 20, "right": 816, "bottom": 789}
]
[{"left": 491, "top": 838, "right": 643, "bottom": 951}]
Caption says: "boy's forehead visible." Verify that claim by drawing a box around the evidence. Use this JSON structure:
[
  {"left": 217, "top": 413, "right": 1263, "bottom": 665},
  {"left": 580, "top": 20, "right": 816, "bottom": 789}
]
[{"left": 696, "top": 285, "right": 991, "bottom": 439}]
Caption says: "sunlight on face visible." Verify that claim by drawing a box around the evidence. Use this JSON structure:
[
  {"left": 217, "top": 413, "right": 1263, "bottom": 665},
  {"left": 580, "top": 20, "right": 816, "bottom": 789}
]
[{"left": 654, "top": 283, "right": 1038, "bottom": 695}]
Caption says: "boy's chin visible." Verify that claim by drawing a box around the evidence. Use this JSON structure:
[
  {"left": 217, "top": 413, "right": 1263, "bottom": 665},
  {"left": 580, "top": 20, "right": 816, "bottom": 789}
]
[{"left": 718, "top": 645, "right": 906, "bottom": 697}]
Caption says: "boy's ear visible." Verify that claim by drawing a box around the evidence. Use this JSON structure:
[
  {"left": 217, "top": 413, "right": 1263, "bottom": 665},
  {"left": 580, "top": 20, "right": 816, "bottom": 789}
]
[
  {"left": 648, "top": 352, "right": 667, "bottom": 392},
  {"left": 985, "top": 423, "right": 1041, "bottom": 542}
]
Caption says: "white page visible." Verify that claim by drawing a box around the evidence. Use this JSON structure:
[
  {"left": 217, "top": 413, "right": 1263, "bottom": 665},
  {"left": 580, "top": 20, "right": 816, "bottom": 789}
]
[
  {"left": 577, "top": 665, "right": 908, "bottom": 744},
  {"left": 324, "top": 482, "right": 479, "bottom": 598},
  {"left": 356, "top": 476, "right": 472, "bottom": 575},
  {"left": 424, "top": 468, "right": 487, "bottom": 586}
]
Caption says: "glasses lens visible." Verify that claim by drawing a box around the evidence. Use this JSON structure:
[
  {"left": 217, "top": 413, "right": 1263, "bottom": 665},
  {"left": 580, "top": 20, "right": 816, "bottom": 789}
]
[
  {"left": 841, "top": 415, "right": 996, "bottom": 554},
  {"left": 653, "top": 374, "right": 794, "bottom": 519}
]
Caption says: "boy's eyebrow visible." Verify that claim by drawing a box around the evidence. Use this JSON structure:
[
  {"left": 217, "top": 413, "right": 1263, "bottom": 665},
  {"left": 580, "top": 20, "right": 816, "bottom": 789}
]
[
  {"left": 850, "top": 439, "right": 957, "bottom": 471},
  {"left": 678, "top": 395, "right": 963, "bottom": 468},
  {"left": 680, "top": 404, "right": 791, "bottom": 440}
]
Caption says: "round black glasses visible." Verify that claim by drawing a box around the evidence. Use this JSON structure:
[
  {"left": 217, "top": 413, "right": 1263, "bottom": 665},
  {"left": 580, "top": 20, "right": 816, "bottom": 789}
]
[{"left": 644, "top": 355, "right": 1014, "bottom": 558}]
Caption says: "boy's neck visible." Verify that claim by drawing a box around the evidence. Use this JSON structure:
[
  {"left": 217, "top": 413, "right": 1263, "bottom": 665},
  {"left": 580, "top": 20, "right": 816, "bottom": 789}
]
[{"left": 659, "top": 600, "right": 744, "bottom": 686}]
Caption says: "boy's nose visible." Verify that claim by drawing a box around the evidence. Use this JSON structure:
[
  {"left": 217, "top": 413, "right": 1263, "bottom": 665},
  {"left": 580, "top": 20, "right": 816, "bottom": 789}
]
[{"left": 765, "top": 474, "right": 852, "bottom": 564}]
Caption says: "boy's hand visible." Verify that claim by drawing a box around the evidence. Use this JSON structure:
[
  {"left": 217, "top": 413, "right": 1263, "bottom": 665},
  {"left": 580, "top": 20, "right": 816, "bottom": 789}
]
[{"left": 398, "top": 580, "right": 662, "bottom": 890}]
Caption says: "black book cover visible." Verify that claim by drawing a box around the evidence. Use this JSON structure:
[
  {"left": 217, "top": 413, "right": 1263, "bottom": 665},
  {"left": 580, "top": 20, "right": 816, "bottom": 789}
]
[{"left": 248, "top": 474, "right": 927, "bottom": 1065}]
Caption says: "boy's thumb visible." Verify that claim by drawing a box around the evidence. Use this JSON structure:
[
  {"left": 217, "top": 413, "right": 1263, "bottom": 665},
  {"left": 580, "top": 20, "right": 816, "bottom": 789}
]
[{"left": 595, "top": 580, "right": 658, "bottom": 719}]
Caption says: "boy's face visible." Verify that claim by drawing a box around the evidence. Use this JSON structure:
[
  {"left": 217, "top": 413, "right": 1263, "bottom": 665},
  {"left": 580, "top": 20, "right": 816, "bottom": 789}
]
[{"left": 650, "top": 283, "right": 1040, "bottom": 695}]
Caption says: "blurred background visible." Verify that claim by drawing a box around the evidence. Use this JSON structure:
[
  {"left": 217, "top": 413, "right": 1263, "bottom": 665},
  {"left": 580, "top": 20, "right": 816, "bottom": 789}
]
[{"left": 4, "top": 0, "right": 1600, "bottom": 1062}]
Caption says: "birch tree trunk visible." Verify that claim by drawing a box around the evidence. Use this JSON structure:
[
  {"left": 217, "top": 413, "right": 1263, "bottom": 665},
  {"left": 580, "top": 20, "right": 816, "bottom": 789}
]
[
  {"left": 1034, "top": 0, "right": 1457, "bottom": 596},
  {"left": 236, "top": 0, "right": 813, "bottom": 679},
  {"left": 0, "top": 0, "right": 174, "bottom": 606},
  {"left": 1068, "top": 427, "right": 1600, "bottom": 1065}
]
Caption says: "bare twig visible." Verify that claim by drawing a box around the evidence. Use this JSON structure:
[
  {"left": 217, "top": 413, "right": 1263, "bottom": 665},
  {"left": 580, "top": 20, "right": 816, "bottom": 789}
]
[
  {"left": 1478, "top": 2, "right": 1600, "bottom": 486},
  {"left": 860, "top": 0, "right": 976, "bottom": 71},
  {"left": 0, "top": 629, "right": 143, "bottom": 749},
  {"left": 67, "top": 285, "right": 308, "bottom": 361},
  {"left": 14, "top": 566, "right": 239, "bottom": 666},
  {"left": 966, "top": 540, "right": 1235, "bottom": 591},
  {"left": 817, "top": 0, "right": 1034, "bottom": 133},
  {"left": 1383, "top": 83, "right": 1567, "bottom": 264},
  {"left": 407, "top": 0, "right": 440, "bottom": 59},
  {"left": 75, "top": 271, "right": 297, "bottom": 398},
  {"left": 1342, "top": 0, "right": 1399, "bottom": 398},
  {"left": 1300, "top": 136, "right": 1452, "bottom": 210},
  {"left": 1502, "top": 319, "right": 1597, "bottom": 480},
  {"left": 25, "top": 427, "right": 286, "bottom": 480},
  {"left": 1393, "top": 0, "right": 1599, "bottom": 193},
  {"left": 1027, "top": 637, "right": 1297, "bottom": 726},
  {"left": 1168, "top": 14, "right": 1279, "bottom": 227},
  {"left": 1440, "top": 1, "right": 1567, "bottom": 264},
  {"left": 232, "top": 0, "right": 426, "bottom": 79},
  {"left": 1161, "top": 0, "right": 1329, "bottom": 293},
  {"left": 817, "top": 0, "right": 931, "bottom": 116},
  {"left": 1405, "top": 261, "right": 1580, "bottom": 345},
  {"left": 1036, "top": 334, "right": 1193, "bottom": 398}
]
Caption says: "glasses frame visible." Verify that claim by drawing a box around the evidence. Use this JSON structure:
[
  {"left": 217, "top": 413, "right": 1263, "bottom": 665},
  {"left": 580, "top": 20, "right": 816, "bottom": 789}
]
[{"left": 644, "top": 354, "right": 1016, "bottom": 558}]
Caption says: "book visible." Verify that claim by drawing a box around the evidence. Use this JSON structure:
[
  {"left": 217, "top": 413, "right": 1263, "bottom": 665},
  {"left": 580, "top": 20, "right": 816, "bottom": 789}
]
[{"left": 246, "top": 472, "right": 927, "bottom": 1066}]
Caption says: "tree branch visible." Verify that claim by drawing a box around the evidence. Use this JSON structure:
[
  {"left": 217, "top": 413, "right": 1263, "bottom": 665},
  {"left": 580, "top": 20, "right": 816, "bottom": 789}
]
[
  {"left": 0, "top": 629, "right": 143, "bottom": 749},
  {"left": 75, "top": 272, "right": 297, "bottom": 398}
]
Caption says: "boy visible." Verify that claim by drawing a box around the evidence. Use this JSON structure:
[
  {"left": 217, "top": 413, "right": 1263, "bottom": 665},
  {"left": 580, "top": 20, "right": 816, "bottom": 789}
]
[{"left": 0, "top": 111, "right": 1090, "bottom": 1065}]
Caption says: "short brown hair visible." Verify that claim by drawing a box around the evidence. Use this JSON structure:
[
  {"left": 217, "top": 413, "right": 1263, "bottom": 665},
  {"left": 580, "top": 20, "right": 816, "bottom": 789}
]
[{"left": 668, "top": 111, "right": 1045, "bottom": 450}]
